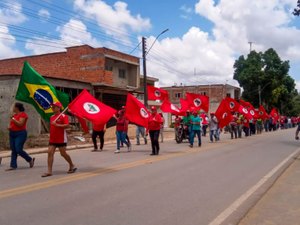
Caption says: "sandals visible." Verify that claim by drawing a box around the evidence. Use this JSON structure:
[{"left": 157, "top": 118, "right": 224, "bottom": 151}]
[
  {"left": 41, "top": 173, "right": 52, "bottom": 178},
  {"left": 67, "top": 167, "right": 77, "bottom": 174}
]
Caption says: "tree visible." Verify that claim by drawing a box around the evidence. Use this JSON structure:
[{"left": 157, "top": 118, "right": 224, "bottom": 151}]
[
  {"left": 233, "top": 48, "right": 299, "bottom": 115},
  {"left": 293, "top": 0, "right": 300, "bottom": 16}
]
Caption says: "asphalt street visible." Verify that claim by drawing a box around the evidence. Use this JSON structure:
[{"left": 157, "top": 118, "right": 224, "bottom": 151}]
[{"left": 0, "top": 129, "right": 299, "bottom": 225}]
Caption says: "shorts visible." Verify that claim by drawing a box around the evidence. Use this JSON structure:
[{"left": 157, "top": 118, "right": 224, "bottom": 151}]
[{"left": 49, "top": 143, "right": 67, "bottom": 148}]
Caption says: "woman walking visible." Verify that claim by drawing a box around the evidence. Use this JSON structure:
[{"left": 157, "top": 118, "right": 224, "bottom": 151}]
[
  {"left": 6, "top": 102, "right": 35, "bottom": 171},
  {"left": 42, "top": 102, "right": 76, "bottom": 177},
  {"left": 91, "top": 122, "right": 106, "bottom": 151},
  {"left": 114, "top": 110, "right": 131, "bottom": 153}
]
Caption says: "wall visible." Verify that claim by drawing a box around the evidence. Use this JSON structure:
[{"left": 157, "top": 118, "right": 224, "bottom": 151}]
[{"left": 0, "top": 76, "right": 41, "bottom": 136}]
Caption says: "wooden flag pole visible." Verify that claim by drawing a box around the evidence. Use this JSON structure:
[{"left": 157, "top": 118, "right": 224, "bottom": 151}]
[{"left": 53, "top": 106, "right": 69, "bottom": 123}]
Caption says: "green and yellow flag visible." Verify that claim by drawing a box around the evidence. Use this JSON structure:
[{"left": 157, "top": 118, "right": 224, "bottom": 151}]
[{"left": 16, "top": 61, "right": 69, "bottom": 121}]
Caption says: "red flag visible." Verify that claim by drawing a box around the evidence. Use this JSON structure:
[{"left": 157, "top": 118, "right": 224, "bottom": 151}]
[
  {"left": 147, "top": 86, "right": 169, "bottom": 101},
  {"left": 180, "top": 98, "right": 190, "bottom": 112},
  {"left": 186, "top": 92, "right": 209, "bottom": 112},
  {"left": 270, "top": 108, "right": 279, "bottom": 121},
  {"left": 224, "top": 97, "right": 240, "bottom": 112},
  {"left": 215, "top": 99, "right": 233, "bottom": 128},
  {"left": 258, "top": 105, "right": 269, "bottom": 120},
  {"left": 238, "top": 105, "right": 252, "bottom": 120},
  {"left": 125, "top": 93, "right": 150, "bottom": 128},
  {"left": 160, "top": 100, "right": 181, "bottom": 115},
  {"left": 239, "top": 99, "right": 252, "bottom": 108},
  {"left": 68, "top": 89, "right": 117, "bottom": 125},
  {"left": 77, "top": 116, "right": 89, "bottom": 133}
]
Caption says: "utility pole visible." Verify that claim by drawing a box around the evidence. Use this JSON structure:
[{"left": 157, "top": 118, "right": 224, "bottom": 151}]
[
  {"left": 142, "top": 37, "right": 148, "bottom": 107},
  {"left": 248, "top": 41, "right": 253, "bottom": 52},
  {"left": 258, "top": 85, "right": 261, "bottom": 106}
]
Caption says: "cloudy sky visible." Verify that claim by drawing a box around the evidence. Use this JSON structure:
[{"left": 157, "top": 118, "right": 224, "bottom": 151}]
[{"left": 0, "top": 0, "right": 300, "bottom": 88}]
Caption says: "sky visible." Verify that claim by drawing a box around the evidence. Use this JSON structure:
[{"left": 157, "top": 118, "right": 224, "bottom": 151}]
[{"left": 1, "top": 0, "right": 300, "bottom": 89}]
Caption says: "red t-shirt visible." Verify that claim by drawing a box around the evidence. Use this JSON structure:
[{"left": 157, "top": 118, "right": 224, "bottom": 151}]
[
  {"left": 49, "top": 114, "right": 69, "bottom": 143},
  {"left": 116, "top": 116, "right": 126, "bottom": 132},
  {"left": 9, "top": 112, "right": 28, "bottom": 131},
  {"left": 93, "top": 123, "right": 105, "bottom": 132},
  {"left": 243, "top": 118, "right": 250, "bottom": 128},
  {"left": 148, "top": 113, "right": 162, "bottom": 131}
]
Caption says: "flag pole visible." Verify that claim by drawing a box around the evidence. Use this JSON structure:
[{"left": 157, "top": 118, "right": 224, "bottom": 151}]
[{"left": 53, "top": 106, "right": 69, "bottom": 123}]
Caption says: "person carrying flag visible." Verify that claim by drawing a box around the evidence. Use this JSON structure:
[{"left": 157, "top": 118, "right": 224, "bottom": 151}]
[
  {"left": 115, "top": 110, "right": 131, "bottom": 153},
  {"left": 208, "top": 113, "right": 218, "bottom": 142},
  {"left": 42, "top": 102, "right": 76, "bottom": 177},
  {"left": 91, "top": 122, "right": 106, "bottom": 152},
  {"left": 147, "top": 106, "right": 163, "bottom": 155}
]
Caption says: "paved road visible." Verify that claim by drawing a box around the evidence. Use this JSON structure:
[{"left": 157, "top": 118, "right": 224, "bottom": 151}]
[{"left": 0, "top": 129, "right": 299, "bottom": 225}]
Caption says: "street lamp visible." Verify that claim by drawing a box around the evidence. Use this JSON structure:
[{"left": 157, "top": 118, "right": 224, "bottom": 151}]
[{"left": 142, "top": 28, "right": 169, "bottom": 107}]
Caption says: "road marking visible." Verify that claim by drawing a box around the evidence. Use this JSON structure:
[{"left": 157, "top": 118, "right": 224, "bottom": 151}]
[
  {"left": 208, "top": 147, "right": 300, "bottom": 225},
  {"left": 0, "top": 130, "right": 287, "bottom": 200},
  {"left": 0, "top": 145, "right": 220, "bottom": 200}
]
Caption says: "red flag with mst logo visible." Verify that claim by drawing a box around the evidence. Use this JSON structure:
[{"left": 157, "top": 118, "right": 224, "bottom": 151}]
[
  {"left": 125, "top": 93, "right": 150, "bottom": 128},
  {"left": 185, "top": 92, "right": 209, "bottom": 112},
  {"left": 160, "top": 99, "right": 182, "bottom": 115},
  {"left": 147, "top": 85, "right": 169, "bottom": 101},
  {"left": 215, "top": 99, "right": 233, "bottom": 128},
  {"left": 68, "top": 89, "right": 117, "bottom": 125},
  {"left": 224, "top": 97, "right": 240, "bottom": 112}
]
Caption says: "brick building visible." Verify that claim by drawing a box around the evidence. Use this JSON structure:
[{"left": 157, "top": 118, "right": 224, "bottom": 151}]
[{"left": 0, "top": 45, "right": 155, "bottom": 135}]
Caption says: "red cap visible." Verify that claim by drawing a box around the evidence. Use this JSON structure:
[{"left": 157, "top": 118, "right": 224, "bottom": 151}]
[
  {"left": 151, "top": 106, "right": 157, "bottom": 111},
  {"left": 51, "top": 102, "right": 63, "bottom": 109}
]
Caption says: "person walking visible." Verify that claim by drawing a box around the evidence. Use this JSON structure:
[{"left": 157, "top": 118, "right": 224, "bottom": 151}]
[
  {"left": 208, "top": 113, "right": 218, "bottom": 142},
  {"left": 136, "top": 125, "right": 147, "bottom": 145},
  {"left": 42, "top": 102, "right": 76, "bottom": 177},
  {"left": 91, "top": 122, "right": 106, "bottom": 151},
  {"left": 159, "top": 113, "right": 165, "bottom": 143},
  {"left": 147, "top": 106, "right": 163, "bottom": 155},
  {"left": 174, "top": 115, "right": 182, "bottom": 139},
  {"left": 229, "top": 113, "right": 238, "bottom": 139},
  {"left": 201, "top": 113, "right": 208, "bottom": 137},
  {"left": 189, "top": 111, "right": 202, "bottom": 148},
  {"left": 6, "top": 102, "right": 35, "bottom": 171},
  {"left": 114, "top": 110, "right": 131, "bottom": 153}
]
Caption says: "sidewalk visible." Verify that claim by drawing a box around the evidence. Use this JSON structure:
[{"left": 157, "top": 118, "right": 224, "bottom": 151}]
[{"left": 239, "top": 155, "right": 300, "bottom": 225}]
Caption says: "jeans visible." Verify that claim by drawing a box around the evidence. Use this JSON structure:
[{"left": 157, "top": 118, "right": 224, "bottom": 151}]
[
  {"left": 92, "top": 130, "right": 105, "bottom": 150},
  {"left": 136, "top": 126, "right": 147, "bottom": 145},
  {"left": 230, "top": 125, "right": 237, "bottom": 139},
  {"left": 202, "top": 125, "right": 208, "bottom": 136},
  {"left": 190, "top": 130, "right": 201, "bottom": 146},
  {"left": 9, "top": 130, "right": 32, "bottom": 168},
  {"left": 116, "top": 131, "right": 129, "bottom": 150},
  {"left": 149, "top": 130, "right": 160, "bottom": 155},
  {"left": 209, "top": 130, "right": 217, "bottom": 142}
]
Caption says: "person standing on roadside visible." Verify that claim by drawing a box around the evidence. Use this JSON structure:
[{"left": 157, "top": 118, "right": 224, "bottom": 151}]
[
  {"left": 91, "top": 122, "right": 106, "bottom": 152},
  {"left": 208, "top": 113, "right": 218, "bottom": 142},
  {"left": 189, "top": 111, "right": 202, "bottom": 148},
  {"left": 42, "top": 102, "right": 76, "bottom": 177},
  {"left": 147, "top": 106, "right": 163, "bottom": 155},
  {"left": 6, "top": 102, "right": 35, "bottom": 171}
]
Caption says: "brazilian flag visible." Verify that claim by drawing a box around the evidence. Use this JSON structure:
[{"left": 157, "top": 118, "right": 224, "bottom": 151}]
[{"left": 16, "top": 61, "right": 69, "bottom": 121}]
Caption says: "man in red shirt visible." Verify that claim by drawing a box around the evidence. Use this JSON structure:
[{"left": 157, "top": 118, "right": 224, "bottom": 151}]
[
  {"left": 42, "top": 102, "right": 76, "bottom": 177},
  {"left": 147, "top": 106, "right": 163, "bottom": 155}
]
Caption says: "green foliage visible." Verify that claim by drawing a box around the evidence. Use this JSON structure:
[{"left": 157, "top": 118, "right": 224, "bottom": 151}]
[{"left": 233, "top": 48, "right": 299, "bottom": 115}]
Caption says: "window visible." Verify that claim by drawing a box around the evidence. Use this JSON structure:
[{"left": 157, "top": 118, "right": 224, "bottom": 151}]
[
  {"left": 226, "top": 93, "right": 231, "bottom": 97},
  {"left": 118, "top": 69, "right": 126, "bottom": 79},
  {"left": 105, "top": 65, "right": 113, "bottom": 71},
  {"left": 175, "top": 92, "right": 181, "bottom": 99},
  {"left": 200, "top": 91, "right": 207, "bottom": 96}
]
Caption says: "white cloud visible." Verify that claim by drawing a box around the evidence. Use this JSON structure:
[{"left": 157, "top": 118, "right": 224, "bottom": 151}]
[
  {"left": 26, "top": 18, "right": 102, "bottom": 54},
  {"left": 180, "top": 5, "right": 193, "bottom": 20},
  {"left": 38, "top": 9, "right": 50, "bottom": 21},
  {"left": 73, "top": 0, "right": 151, "bottom": 42},
  {"left": 0, "top": 1, "right": 25, "bottom": 59},
  {"left": 147, "top": 0, "right": 300, "bottom": 87}
]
